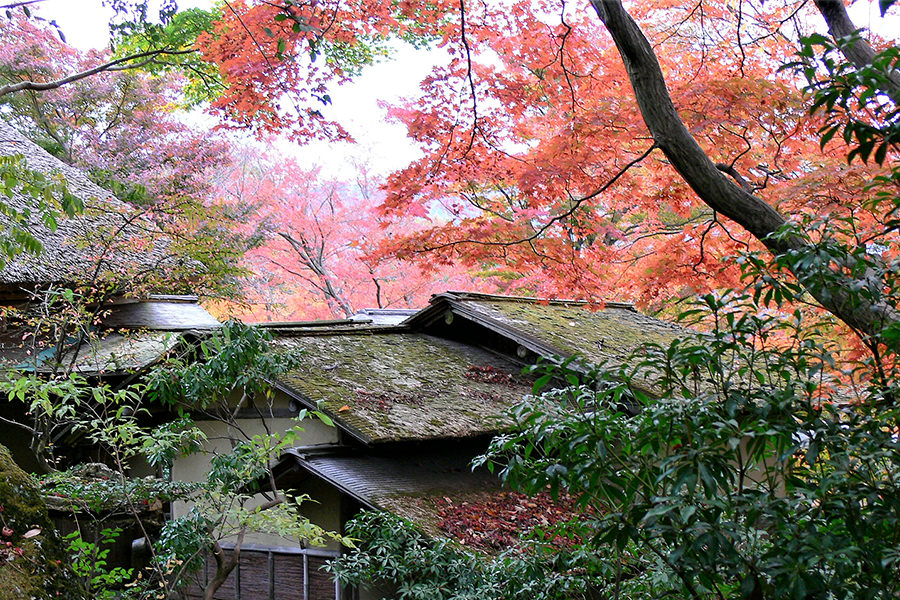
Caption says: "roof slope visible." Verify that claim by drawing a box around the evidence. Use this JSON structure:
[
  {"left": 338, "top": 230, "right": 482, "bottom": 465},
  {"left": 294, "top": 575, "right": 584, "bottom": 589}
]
[
  {"left": 103, "top": 298, "right": 221, "bottom": 330},
  {"left": 0, "top": 121, "right": 173, "bottom": 287},
  {"left": 0, "top": 329, "right": 182, "bottom": 376},
  {"left": 275, "top": 329, "right": 533, "bottom": 444},
  {"left": 410, "top": 292, "right": 689, "bottom": 394},
  {"left": 0, "top": 298, "right": 218, "bottom": 375},
  {"left": 285, "top": 447, "right": 501, "bottom": 537}
]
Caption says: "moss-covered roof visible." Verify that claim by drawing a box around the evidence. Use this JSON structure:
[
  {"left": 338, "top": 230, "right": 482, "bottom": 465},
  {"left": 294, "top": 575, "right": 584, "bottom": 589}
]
[
  {"left": 419, "top": 292, "right": 690, "bottom": 394},
  {"left": 275, "top": 331, "right": 532, "bottom": 444},
  {"left": 459, "top": 296, "right": 681, "bottom": 361},
  {"left": 1, "top": 330, "right": 182, "bottom": 375}
]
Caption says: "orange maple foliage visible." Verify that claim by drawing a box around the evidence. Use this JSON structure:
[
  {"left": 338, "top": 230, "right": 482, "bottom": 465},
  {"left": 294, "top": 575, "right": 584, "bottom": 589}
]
[
  {"left": 200, "top": 0, "right": 455, "bottom": 141},
  {"left": 377, "top": 2, "right": 893, "bottom": 308},
  {"left": 199, "top": 1, "right": 896, "bottom": 317}
]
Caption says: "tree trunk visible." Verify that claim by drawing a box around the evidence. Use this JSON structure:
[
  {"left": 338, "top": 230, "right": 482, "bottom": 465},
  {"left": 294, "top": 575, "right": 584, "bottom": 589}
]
[
  {"left": 588, "top": 0, "right": 899, "bottom": 343},
  {"left": 813, "top": 0, "right": 900, "bottom": 103}
]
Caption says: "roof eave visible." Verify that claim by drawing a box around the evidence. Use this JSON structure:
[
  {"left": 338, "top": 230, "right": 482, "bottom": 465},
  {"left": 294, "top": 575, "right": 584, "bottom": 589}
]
[
  {"left": 267, "top": 378, "right": 373, "bottom": 446},
  {"left": 280, "top": 448, "right": 379, "bottom": 510}
]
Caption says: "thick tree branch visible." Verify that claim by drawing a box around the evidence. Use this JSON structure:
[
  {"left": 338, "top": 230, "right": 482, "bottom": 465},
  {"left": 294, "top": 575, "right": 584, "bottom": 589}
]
[
  {"left": 0, "top": 48, "right": 195, "bottom": 98},
  {"left": 203, "top": 497, "right": 283, "bottom": 600},
  {"left": 589, "top": 0, "right": 900, "bottom": 343},
  {"left": 715, "top": 162, "right": 753, "bottom": 192},
  {"left": 813, "top": 0, "right": 900, "bottom": 103}
]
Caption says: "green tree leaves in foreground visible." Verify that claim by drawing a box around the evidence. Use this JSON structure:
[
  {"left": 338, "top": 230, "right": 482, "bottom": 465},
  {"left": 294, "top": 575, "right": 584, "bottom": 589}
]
[
  {"left": 331, "top": 288, "right": 900, "bottom": 599},
  {"left": 0, "top": 154, "right": 82, "bottom": 268},
  {"left": 4, "top": 322, "right": 345, "bottom": 599}
]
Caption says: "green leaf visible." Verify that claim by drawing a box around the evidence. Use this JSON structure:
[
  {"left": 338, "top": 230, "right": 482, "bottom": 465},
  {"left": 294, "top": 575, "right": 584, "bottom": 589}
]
[{"left": 313, "top": 410, "right": 334, "bottom": 427}]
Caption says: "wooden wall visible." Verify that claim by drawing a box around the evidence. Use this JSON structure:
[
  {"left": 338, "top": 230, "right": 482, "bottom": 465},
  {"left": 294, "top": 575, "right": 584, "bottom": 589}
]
[{"left": 183, "top": 546, "right": 343, "bottom": 600}]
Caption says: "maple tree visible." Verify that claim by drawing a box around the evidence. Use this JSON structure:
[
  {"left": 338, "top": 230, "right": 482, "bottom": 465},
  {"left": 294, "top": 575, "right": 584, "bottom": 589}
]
[
  {"left": 211, "top": 149, "right": 485, "bottom": 321},
  {"left": 196, "top": 0, "right": 899, "bottom": 349},
  {"left": 0, "top": 12, "right": 248, "bottom": 298},
  {"left": 4, "top": 1, "right": 897, "bottom": 340},
  {"left": 0, "top": 13, "right": 228, "bottom": 201},
  {"left": 377, "top": 0, "right": 899, "bottom": 338}
]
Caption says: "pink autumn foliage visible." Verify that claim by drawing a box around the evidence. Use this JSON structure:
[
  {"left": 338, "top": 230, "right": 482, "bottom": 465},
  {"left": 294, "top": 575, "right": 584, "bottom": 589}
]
[
  {"left": 211, "top": 149, "right": 489, "bottom": 321},
  {"left": 0, "top": 15, "right": 230, "bottom": 205}
]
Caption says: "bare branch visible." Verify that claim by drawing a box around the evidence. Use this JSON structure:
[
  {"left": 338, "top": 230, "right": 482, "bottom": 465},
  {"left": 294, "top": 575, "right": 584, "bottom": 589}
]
[
  {"left": 0, "top": 48, "right": 196, "bottom": 98},
  {"left": 419, "top": 143, "right": 656, "bottom": 252},
  {"left": 0, "top": 0, "right": 46, "bottom": 9}
]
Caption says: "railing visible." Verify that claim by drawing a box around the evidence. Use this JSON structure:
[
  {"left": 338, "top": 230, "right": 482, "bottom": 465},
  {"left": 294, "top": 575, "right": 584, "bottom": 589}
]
[{"left": 186, "top": 543, "right": 344, "bottom": 600}]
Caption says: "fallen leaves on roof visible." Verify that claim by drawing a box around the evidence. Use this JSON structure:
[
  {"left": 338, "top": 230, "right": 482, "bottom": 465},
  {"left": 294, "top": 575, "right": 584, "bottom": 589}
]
[{"left": 436, "top": 489, "right": 593, "bottom": 552}]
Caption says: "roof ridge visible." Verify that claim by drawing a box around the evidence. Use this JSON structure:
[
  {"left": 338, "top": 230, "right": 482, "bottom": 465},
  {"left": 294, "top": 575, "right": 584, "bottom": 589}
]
[
  {"left": 266, "top": 323, "right": 412, "bottom": 336},
  {"left": 437, "top": 290, "right": 635, "bottom": 310}
]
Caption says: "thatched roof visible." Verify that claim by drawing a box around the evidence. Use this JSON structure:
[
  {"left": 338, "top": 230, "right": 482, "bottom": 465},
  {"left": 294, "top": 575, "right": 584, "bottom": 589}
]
[{"left": 0, "top": 121, "right": 175, "bottom": 288}]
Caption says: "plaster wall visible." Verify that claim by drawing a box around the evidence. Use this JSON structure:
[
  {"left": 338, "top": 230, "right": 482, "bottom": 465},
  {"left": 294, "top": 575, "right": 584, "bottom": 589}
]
[{"left": 170, "top": 392, "right": 341, "bottom": 548}]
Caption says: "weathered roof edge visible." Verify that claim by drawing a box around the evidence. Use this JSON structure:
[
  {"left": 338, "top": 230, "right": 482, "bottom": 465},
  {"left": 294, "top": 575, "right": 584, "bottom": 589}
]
[
  {"left": 430, "top": 291, "right": 636, "bottom": 310},
  {"left": 280, "top": 448, "right": 378, "bottom": 510},
  {"left": 267, "top": 379, "right": 371, "bottom": 446},
  {"left": 254, "top": 320, "right": 411, "bottom": 336},
  {"left": 403, "top": 293, "right": 581, "bottom": 368}
]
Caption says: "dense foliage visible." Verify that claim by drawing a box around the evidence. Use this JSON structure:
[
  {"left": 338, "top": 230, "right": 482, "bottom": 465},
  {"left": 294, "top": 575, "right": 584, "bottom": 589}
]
[
  {"left": 329, "top": 508, "right": 612, "bottom": 600},
  {"left": 330, "top": 282, "right": 900, "bottom": 598}
]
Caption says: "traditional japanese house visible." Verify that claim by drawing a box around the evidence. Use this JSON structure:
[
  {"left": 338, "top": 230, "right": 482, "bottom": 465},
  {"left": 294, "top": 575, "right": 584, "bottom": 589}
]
[
  {"left": 1, "top": 121, "right": 692, "bottom": 600},
  {"left": 178, "top": 291, "right": 687, "bottom": 600},
  {"left": 0, "top": 120, "right": 222, "bottom": 463},
  {"left": 0, "top": 121, "right": 222, "bottom": 569}
]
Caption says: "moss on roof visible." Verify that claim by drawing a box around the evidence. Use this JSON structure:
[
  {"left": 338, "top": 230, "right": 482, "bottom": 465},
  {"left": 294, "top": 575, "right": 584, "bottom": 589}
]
[
  {"left": 60, "top": 332, "right": 181, "bottom": 375},
  {"left": 454, "top": 297, "right": 688, "bottom": 394},
  {"left": 2, "top": 331, "right": 181, "bottom": 375},
  {"left": 276, "top": 332, "right": 532, "bottom": 443}
]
